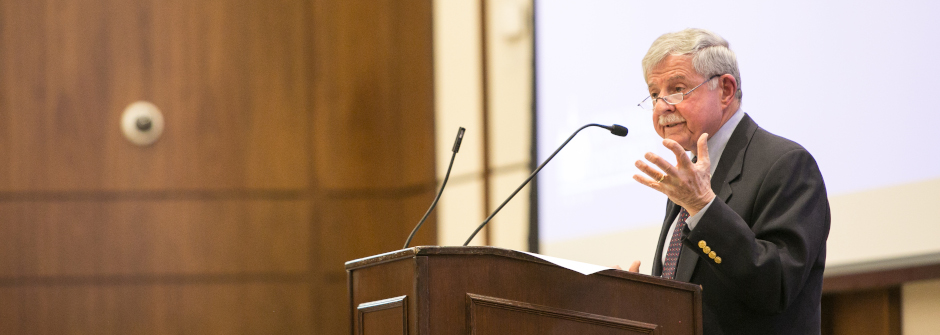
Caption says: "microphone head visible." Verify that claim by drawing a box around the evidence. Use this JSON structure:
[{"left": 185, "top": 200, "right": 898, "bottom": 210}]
[
  {"left": 609, "top": 124, "right": 628, "bottom": 137},
  {"left": 452, "top": 127, "right": 466, "bottom": 153}
]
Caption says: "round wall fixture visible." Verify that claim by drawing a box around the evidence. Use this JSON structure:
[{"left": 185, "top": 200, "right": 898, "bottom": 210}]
[{"left": 121, "top": 101, "right": 165, "bottom": 146}]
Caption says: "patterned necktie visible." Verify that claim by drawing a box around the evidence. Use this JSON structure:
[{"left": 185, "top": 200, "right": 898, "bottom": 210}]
[{"left": 662, "top": 208, "right": 690, "bottom": 279}]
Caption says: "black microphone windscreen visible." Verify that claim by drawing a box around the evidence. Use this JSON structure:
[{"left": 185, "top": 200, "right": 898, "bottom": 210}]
[
  {"left": 610, "top": 124, "right": 628, "bottom": 137},
  {"left": 452, "top": 127, "right": 465, "bottom": 153}
]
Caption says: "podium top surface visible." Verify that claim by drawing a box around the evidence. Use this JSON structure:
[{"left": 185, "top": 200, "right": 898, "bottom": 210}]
[
  {"left": 344, "top": 246, "right": 699, "bottom": 292},
  {"left": 345, "top": 246, "right": 529, "bottom": 270}
]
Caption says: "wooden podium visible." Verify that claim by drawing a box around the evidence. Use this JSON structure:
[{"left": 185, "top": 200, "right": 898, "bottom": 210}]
[{"left": 345, "top": 246, "right": 702, "bottom": 334}]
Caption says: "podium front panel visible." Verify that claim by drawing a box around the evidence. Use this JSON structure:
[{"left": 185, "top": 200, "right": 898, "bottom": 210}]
[{"left": 346, "top": 247, "right": 701, "bottom": 335}]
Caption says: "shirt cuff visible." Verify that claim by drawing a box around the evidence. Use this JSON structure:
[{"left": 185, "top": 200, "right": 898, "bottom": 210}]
[{"left": 685, "top": 198, "right": 715, "bottom": 230}]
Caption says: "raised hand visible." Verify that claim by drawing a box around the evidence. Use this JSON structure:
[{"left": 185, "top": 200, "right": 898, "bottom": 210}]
[{"left": 633, "top": 133, "right": 716, "bottom": 216}]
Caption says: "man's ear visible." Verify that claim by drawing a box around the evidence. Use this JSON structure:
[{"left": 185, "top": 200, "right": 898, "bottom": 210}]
[{"left": 718, "top": 74, "right": 738, "bottom": 109}]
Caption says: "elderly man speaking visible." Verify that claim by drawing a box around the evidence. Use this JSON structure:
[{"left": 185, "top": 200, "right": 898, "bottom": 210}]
[{"left": 632, "top": 29, "right": 830, "bottom": 334}]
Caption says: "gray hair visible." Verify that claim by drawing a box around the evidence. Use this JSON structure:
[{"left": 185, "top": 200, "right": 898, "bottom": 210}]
[{"left": 642, "top": 28, "right": 742, "bottom": 101}]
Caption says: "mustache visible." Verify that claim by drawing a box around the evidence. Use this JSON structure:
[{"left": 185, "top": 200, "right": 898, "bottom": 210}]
[{"left": 658, "top": 113, "right": 686, "bottom": 126}]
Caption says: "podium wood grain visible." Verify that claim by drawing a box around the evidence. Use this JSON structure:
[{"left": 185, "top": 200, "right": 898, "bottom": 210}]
[{"left": 347, "top": 247, "right": 702, "bottom": 335}]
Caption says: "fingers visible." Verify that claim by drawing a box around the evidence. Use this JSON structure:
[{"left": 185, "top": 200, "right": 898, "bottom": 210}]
[
  {"left": 633, "top": 173, "right": 663, "bottom": 192},
  {"left": 641, "top": 152, "right": 679, "bottom": 178},
  {"left": 664, "top": 139, "right": 693, "bottom": 166},
  {"left": 633, "top": 133, "right": 714, "bottom": 209},
  {"left": 628, "top": 260, "right": 641, "bottom": 273},
  {"left": 635, "top": 159, "right": 667, "bottom": 181},
  {"left": 696, "top": 133, "right": 710, "bottom": 166},
  {"left": 612, "top": 261, "right": 640, "bottom": 273}
]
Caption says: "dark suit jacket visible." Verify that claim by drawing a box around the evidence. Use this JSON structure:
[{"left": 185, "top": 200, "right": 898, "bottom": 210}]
[{"left": 651, "top": 114, "right": 830, "bottom": 335}]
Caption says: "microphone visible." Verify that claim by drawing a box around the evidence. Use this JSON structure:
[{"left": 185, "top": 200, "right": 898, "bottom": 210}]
[
  {"left": 463, "top": 123, "right": 627, "bottom": 246},
  {"left": 403, "top": 127, "right": 466, "bottom": 249},
  {"left": 605, "top": 124, "right": 629, "bottom": 137}
]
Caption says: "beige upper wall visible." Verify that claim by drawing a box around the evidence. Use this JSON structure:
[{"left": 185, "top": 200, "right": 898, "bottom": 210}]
[
  {"left": 827, "top": 178, "right": 940, "bottom": 266},
  {"left": 433, "top": 0, "right": 487, "bottom": 246},
  {"left": 433, "top": 0, "right": 484, "bottom": 181},
  {"left": 433, "top": 0, "right": 532, "bottom": 250},
  {"left": 484, "top": 0, "right": 533, "bottom": 250}
]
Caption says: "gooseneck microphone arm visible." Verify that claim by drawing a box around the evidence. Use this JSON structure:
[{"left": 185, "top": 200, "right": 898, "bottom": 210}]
[
  {"left": 463, "top": 123, "right": 627, "bottom": 246},
  {"left": 404, "top": 127, "right": 466, "bottom": 249}
]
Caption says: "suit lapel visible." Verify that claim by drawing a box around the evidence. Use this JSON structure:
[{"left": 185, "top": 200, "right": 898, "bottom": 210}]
[
  {"left": 673, "top": 114, "right": 758, "bottom": 282},
  {"left": 712, "top": 114, "right": 757, "bottom": 203},
  {"left": 711, "top": 114, "right": 757, "bottom": 202}
]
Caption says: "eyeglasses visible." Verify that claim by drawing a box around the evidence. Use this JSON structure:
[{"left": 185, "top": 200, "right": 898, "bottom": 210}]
[{"left": 637, "top": 74, "right": 720, "bottom": 110}]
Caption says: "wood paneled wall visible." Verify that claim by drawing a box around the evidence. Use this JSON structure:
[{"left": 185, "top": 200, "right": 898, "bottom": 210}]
[
  {"left": 822, "top": 288, "right": 901, "bottom": 335},
  {"left": 0, "top": 0, "right": 435, "bottom": 334}
]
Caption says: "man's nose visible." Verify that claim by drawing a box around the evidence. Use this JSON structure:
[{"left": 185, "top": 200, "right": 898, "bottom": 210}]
[{"left": 654, "top": 99, "right": 675, "bottom": 113}]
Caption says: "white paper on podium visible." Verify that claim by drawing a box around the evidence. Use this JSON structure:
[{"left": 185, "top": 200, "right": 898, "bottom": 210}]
[{"left": 521, "top": 251, "right": 613, "bottom": 275}]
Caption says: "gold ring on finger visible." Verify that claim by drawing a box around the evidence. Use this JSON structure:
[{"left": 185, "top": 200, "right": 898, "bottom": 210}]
[{"left": 658, "top": 174, "right": 667, "bottom": 183}]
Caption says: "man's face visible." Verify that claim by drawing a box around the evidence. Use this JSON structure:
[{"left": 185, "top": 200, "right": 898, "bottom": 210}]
[{"left": 646, "top": 55, "right": 724, "bottom": 151}]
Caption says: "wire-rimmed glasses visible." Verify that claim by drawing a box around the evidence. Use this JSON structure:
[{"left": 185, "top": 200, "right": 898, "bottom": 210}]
[{"left": 637, "top": 74, "right": 720, "bottom": 110}]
